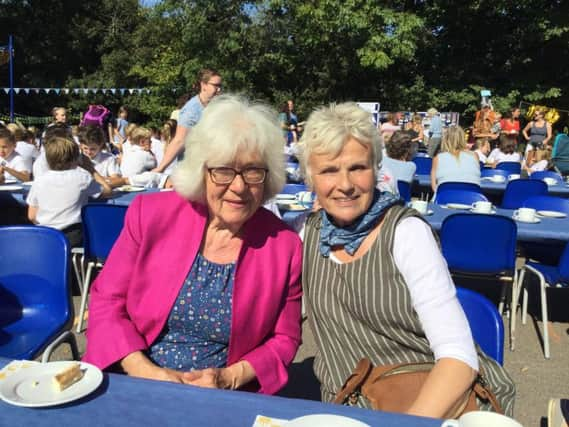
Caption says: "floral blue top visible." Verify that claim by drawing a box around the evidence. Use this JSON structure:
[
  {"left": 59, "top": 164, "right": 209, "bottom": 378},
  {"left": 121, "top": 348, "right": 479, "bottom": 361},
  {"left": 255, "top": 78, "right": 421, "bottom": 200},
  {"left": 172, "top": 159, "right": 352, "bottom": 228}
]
[{"left": 147, "top": 253, "right": 235, "bottom": 370}]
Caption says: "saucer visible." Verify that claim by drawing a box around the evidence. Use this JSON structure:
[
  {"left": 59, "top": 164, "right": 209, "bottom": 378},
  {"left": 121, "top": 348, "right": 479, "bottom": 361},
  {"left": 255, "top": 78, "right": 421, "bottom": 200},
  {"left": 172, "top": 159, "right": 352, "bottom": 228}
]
[
  {"left": 444, "top": 203, "right": 471, "bottom": 210},
  {"left": 470, "top": 208, "right": 496, "bottom": 214},
  {"left": 418, "top": 209, "right": 434, "bottom": 216},
  {"left": 537, "top": 210, "right": 567, "bottom": 218},
  {"left": 513, "top": 216, "right": 541, "bottom": 224}
]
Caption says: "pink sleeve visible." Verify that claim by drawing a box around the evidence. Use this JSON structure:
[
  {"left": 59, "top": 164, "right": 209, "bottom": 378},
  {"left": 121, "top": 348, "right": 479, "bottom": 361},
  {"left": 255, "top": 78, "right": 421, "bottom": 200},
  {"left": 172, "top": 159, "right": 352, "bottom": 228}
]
[
  {"left": 82, "top": 196, "right": 148, "bottom": 369},
  {"left": 240, "top": 238, "right": 303, "bottom": 395}
]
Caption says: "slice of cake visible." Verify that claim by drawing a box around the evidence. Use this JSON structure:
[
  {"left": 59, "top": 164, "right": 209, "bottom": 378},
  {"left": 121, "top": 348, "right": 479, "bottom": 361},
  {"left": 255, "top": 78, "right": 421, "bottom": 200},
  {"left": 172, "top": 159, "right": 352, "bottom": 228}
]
[{"left": 52, "top": 363, "right": 84, "bottom": 392}]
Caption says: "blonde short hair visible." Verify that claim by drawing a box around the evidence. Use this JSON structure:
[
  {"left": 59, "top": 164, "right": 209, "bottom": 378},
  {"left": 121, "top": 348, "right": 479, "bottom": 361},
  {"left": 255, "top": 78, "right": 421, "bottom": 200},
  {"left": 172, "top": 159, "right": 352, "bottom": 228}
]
[
  {"left": 297, "top": 102, "right": 381, "bottom": 186},
  {"left": 45, "top": 137, "right": 79, "bottom": 171},
  {"left": 130, "top": 127, "right": 151, "bottom": 146},
  {"left": 172, "top": 94, "right": 285, "bottom": 203}
]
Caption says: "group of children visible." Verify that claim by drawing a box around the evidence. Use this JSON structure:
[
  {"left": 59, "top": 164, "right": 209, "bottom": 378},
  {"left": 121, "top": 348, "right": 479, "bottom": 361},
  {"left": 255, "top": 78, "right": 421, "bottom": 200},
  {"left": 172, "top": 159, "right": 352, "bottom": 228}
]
[{"left": 0, "top": 110, "right": 176, "bottom": 246}]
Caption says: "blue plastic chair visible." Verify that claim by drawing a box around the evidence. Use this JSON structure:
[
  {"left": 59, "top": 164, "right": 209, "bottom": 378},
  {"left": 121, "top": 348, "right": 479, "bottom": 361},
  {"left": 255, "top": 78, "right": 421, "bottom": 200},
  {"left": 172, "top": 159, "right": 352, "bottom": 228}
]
[
  {"left": 501, "top": 179, "right": 548, "bottom": 210},
  {"left": 436, "top": 182, "right": 483, "bottom": 194},
  {"left": 456, "top": 287, "right": 504, "bottom": 365},
  {"left": 440, "top": 214, "right": 518, "bottom": 349},
  {"left": 522, "top": 195, "right": 569, "bottom": 214},
  {"left": 495, "top": 161, "right": 522, "bottom": 174},
  {"left": 412, "top": 157, "right": 432, "bottom": 175},
  {"left": 397, "top": 180, "right": 411, "bottom": 203},
  {"left": 76, "top": 205, "right": 128, "bottom": 332},
  {"left": 281, "top": 183, "right": 308, "bottom": 194},
  {"left": 0, "top": 226, "right": 79, "bottom": 362},
  {"left": 516, "top": 242, "right": 569, "bottom": 359},
  {"left": 530, "top": 170, "right": 563, "bottom": 185},
  {"left": 435, "top": 190, "right": 488, "bottom": 205}
]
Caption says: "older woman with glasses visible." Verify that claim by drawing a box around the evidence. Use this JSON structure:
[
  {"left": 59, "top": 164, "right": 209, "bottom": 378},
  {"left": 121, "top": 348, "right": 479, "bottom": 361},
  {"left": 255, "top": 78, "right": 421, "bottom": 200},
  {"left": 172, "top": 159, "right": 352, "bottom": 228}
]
[{"left": 84, "top": 95, "right": 303, "bottom": 395}]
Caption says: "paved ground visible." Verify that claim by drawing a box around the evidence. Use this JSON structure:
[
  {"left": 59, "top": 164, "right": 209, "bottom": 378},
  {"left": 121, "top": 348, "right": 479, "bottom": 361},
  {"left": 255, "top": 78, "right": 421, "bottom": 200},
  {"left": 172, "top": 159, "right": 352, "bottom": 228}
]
[{"left": 50, "top": 291, "right": 568, "bottom": 427}]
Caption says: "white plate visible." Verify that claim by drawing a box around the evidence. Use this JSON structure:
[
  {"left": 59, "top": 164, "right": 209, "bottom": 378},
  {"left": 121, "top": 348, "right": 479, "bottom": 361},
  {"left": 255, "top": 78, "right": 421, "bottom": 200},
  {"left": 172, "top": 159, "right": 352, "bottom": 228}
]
[
  {"left": 537, "top": 210, "right": 567, "bottom": 218},
  {"left": 513, "top": 216, "right": 541, "bottom": 224},
  {"left": 281, "top": 204, "right": 308, "bottom": 211},
  {"left": 276, "top": 194, "right": 297, "bottom": 200},
  {"left": 284, "top": 414, "right": 370, "bottom": 427},
  {"left": 116, "top": 185, "right": 145, "bottom": 192},
  {"left": 20, "top": 181, "right": 33, "bottom": 187},
  {"left": 470, "top": 208, "right": 497, "bottom": 215},
  {"left": 445, "top": 203, "right": 471, "bottom": 210},
  {"left": 0, "top": 361, "right": 103, "bottom": 407},
  {"left": 419, "top": 209, "right": 434, "bottom": 216},
  {"left": 0, "top": 185, "right": 23, "bottom": 191}
]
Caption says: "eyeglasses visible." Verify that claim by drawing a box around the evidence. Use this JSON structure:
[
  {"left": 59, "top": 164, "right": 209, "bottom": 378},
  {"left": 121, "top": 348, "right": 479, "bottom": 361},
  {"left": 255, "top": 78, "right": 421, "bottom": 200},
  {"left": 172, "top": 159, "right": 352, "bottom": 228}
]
[
  {"left": 207, "top": 81, "right": 223, "bottom": 90},
  {"left": 208, "top": 167, "right": 268, "bottom": 185}
]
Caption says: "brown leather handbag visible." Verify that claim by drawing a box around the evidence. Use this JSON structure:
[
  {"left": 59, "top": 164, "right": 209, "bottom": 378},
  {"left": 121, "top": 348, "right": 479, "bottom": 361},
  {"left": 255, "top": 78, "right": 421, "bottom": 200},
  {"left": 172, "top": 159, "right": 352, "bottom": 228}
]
[{"left": 333, "top": 358, "right": 503, "bottom": 419}]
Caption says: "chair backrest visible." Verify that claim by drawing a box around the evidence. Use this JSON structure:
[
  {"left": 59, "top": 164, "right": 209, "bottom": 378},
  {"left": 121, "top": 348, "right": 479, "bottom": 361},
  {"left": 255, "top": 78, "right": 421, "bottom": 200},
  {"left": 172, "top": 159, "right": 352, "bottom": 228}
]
[
  {"left": 481, "top": 169, "right": 509, "bottom": 179},
  {"left": 495, "top": 161, "right": 521, "bottom": 174},
  {"left": 397, "top": 180, "right": 411, "bottom": 202},
  {"left": 440, "top": 213, "right": 517, "bottom": 276},
  {"left": 501, "top": 179, "right": 548, "bottom": 209},
  {"left": 82, "top": 204, "right": 128, "bottom": 261},
  {"left": 412, "top": 156, "right": 432, "bottom": 174},
  {"left": 456, "top": 287, "right": 504, "bottom": 365},
  {"left": 435, "top": 190, "right": 488, "bottom": 205},
  {"left": 0, "top": 226, "right": 72, "bottom": 359},
  {"left": 522, "top": 195, "right": 569, "bottom": 214},
  {"left": 529, "top": 170, "right": 563, "bottom": 184},
  {"left": 281, "top": 183, "right": 307, "bottom": 194},
  {"left": 437, "top": 181, "right": 482, "bottom": 194}
]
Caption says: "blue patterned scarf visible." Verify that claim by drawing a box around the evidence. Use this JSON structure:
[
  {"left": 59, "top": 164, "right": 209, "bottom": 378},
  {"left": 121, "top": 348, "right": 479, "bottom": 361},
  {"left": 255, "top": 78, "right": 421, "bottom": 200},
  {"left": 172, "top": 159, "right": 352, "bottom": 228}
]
[{"left": 319, "top": 189, "right": 401, "bottom": 257}]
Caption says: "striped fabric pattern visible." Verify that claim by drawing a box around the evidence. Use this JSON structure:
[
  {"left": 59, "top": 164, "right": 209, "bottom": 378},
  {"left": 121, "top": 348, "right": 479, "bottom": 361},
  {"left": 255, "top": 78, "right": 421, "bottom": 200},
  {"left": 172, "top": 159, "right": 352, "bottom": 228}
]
[{"left": 303, "top": 205, "right": 515, "bottom": 415}]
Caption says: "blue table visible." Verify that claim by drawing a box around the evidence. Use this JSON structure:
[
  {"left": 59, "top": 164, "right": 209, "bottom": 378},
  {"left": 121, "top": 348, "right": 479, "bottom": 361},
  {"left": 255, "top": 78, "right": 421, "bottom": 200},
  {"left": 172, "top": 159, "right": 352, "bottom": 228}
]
[
  {"left": 423, "top": 203, "right": 569, "bottom": 243},
  {"left": 0, "top": 358, "right": 439, "bottom": 427},
  {"left": 414, "top": 174, "right": 569, "bottom": 198}
]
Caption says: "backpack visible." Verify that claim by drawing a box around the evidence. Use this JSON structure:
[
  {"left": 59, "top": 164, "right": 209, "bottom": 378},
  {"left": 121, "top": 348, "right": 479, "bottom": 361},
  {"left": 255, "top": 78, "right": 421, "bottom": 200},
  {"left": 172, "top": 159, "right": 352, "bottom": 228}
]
[{"left": 81, "top": 105, "right": 111, "bottom": 128}]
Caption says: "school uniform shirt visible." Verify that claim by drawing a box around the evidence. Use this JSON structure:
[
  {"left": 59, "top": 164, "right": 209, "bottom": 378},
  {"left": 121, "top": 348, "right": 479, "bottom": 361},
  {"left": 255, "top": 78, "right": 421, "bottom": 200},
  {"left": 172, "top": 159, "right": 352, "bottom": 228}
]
[
  {"left": 26, "top": 167, "right": 102, "bottom": 230},
  {"left": 151, "top": 138, "right": 176, "bottom": 175},
  {"left": 488, "top": 148, "right": 521, "bottom": 164},
  {"left": 15, "top": 140, "right": 39, "bottom": 168},
  {"left": 32, "top": 149, "right": 50, "bottom": 179},
  {"left": 91, "top": 151, "right": 120, "bottom": 177},
  {"left": 120, "top": 145, "right": 156, "bottom": 178},
  {"left": 1, "top": 151, "right": 31, "bottom": 182}
]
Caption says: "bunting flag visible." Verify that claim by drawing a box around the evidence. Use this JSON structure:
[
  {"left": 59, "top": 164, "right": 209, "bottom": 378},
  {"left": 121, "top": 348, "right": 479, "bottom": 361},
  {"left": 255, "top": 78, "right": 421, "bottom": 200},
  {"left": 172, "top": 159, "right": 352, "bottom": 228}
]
[{"left": 0, "top": 87, "right": 156, "bottom": 95}]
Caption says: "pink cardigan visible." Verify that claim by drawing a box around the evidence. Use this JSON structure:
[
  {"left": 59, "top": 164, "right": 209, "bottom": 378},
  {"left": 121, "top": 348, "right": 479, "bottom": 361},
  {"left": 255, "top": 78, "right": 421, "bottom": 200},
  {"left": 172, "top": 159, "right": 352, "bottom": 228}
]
[{"left": 83, "top": 191, "right": 303, "bottom": 395}]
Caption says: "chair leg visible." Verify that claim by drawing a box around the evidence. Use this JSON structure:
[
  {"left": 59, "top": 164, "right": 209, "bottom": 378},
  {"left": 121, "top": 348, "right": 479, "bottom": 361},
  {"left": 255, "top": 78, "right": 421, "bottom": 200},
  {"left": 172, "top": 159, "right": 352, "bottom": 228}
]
[
  {"left": 41, "top": 331, "right": 80, "bottom": 363},
  {"left": 510, "top": 272, "right": 519, "bottom": 351},
  {"left": 540, "top": 280, "right": 550, "bottom": 359},
  {"left": 71, "top": 252, "right": 84, "bottom": 295},
  {"left": 517, "top": 268, "right": 528, "bottom": 325},
  {"left": 76, "top": 263, "right": 94, "bottom": 333}
]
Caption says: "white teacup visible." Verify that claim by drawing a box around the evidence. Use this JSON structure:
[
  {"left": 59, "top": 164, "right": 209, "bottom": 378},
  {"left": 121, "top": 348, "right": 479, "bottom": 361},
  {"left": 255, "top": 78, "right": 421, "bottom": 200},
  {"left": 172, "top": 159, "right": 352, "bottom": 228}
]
[
  {"left": 508, "top": 174, "right": 520, "bottom": 180},
  {"left": 295, "top": 191, "right": 314, "bottom": 206},
  {"left": 513, "top": 207, "right": 536, "bottom": 222},
  {"left": 471, "top": 201, "right": 492, "bottom": 213},
  {"left": 441, "top": 411, "right": 522, "bottom": 427},
  {"left": 410, "top": 200, "right": 428, "bottom": 214},
  {"left": 544, "top": 177, "right": 558, "bottom": 186}
]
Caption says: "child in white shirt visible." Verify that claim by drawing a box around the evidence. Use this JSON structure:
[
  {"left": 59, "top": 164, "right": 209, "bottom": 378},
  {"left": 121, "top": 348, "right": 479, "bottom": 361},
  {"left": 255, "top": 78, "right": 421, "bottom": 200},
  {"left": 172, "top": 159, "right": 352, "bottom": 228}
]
[
  {"left": 0, "top": 128, "right": 31, "bottom": 183},
  {"left": 79, "top": 126, "right": 121, "bottom": 179},
  {"left": 26, "top": 137, "right": 112, "bottom": 247},
  {"left": 118, "top": 126, "right": 157, "bottom": 180}
]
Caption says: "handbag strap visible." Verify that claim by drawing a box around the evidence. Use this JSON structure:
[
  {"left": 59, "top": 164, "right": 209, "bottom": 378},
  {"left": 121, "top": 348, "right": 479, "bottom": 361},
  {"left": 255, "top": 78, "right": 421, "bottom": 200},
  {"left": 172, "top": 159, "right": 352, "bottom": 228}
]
[
  {"left": 333, "top": 358, "right": 373, "bottom": 405},
  {"left": 473, "top": 374, "right": 504, "bottom": 414}
]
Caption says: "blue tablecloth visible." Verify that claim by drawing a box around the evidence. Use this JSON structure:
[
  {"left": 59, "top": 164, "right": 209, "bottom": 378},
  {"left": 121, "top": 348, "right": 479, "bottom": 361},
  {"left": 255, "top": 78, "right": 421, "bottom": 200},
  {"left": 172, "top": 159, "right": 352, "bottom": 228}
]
[
  {"left": 424, "top": 203, "right": 569, "bottom": 243},
  {"left": 414, "top": 174, "right": 569, "bottom": 197},
  {"left": 0, "top": 358, "right": 440, "bottom": 427}
]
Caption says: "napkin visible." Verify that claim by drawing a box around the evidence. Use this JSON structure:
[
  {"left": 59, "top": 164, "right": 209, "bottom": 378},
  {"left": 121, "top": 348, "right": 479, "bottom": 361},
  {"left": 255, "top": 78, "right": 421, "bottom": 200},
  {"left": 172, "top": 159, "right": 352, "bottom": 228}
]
[
  {"left": 252, "top": 414, "right": 288, "bottom": 427},
  {"left": 0, "top": 360, "right": 40, "bottom": 381}
]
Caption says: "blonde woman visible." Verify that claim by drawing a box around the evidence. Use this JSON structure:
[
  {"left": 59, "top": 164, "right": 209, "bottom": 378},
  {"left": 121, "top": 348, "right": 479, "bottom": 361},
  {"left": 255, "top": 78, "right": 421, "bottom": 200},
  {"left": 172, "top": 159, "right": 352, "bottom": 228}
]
[{"left": 431, "top": 126, "right": 481, "bottom": 191}]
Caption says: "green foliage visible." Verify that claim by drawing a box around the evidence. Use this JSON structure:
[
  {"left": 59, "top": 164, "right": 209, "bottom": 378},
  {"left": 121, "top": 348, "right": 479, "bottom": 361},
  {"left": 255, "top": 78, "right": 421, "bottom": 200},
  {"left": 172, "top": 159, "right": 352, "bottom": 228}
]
[{"left": 1, "top": 0, "right": 569, "bottom": 127}]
